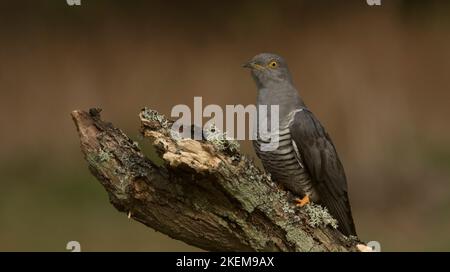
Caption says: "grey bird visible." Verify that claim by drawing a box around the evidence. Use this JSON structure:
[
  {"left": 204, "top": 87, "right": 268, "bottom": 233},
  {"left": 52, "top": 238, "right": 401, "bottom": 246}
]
[{"left": 244, "top": 53, "right": 357, "bottom": 236}]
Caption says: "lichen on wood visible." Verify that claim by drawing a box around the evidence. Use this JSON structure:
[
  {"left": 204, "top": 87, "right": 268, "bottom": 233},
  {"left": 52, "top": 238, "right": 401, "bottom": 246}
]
[{"left": 72, "top": 107, "right": 361, "bottom": 252}]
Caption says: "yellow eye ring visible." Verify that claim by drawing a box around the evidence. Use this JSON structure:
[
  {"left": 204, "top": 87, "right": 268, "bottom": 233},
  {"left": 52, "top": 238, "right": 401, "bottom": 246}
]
[{"left": 268, "top": 61, "right": 278, "bottom": 68}]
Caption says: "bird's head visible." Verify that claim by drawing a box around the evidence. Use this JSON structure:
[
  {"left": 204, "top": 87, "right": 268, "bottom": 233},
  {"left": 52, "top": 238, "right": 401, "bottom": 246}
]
[{"left": 243, "top": 53, "right": 292, "bottom": 87}]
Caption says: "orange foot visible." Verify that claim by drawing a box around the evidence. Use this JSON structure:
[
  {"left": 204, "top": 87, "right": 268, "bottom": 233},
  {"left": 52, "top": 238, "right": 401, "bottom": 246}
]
[{"left": 295, "top": 195, "right": 310, "bottom": 207}]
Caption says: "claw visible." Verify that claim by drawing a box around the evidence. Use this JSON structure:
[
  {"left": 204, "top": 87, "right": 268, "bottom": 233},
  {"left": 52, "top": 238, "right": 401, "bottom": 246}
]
[{"left": 295, "top": 195, "right": 310, "bottom": 207}]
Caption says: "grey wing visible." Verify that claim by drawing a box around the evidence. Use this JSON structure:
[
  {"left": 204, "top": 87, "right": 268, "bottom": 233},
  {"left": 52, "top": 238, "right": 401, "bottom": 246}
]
[{"left": 289, "top": 109, "right": 357, "bottom": 236}]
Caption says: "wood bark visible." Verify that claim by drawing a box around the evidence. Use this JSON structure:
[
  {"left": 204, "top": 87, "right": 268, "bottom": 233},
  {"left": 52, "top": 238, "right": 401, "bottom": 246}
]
[{"left": 71, "top": 108, "right": 361, "bottom": 252}]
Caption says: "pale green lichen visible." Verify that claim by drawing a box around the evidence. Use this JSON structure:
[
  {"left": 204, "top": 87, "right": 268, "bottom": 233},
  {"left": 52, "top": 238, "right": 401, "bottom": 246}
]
[
  {"left": 281, "top": 201, "right": 296, "bottom": 216},
  {"left": 169, "top": 129, "right": 182, "bottom": 141},
  {"left": 303, "top": 203, "right": 338, "bottom": 229},
  {"left": 141, "top": 107, "right": 169, "bottom": 129},
  {"left": 344, "top": 235, "right": 359, "bottom": 243},
  {"left": 97, "top": 149, "right": 112, "bottom": 163},
  {"left": 204, "top": 124, "right": 240, "bottom": 154},
  {"left": 86, "top": 149, "right": 112, "bottom": 166},
  {"left": 284, "top": 225, "right": 317, "bottom": 251}
]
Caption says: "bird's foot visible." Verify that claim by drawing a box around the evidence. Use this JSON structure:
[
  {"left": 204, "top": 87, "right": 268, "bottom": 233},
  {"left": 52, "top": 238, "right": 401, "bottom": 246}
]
[{"left": 295, "top": 195, "right": 310, "bottom": 207}]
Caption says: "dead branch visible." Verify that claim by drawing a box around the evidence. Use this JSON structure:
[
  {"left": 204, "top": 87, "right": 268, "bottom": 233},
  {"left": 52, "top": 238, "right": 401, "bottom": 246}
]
[{"left": 71, "top": 108, "right": 360, "bottom": 252}]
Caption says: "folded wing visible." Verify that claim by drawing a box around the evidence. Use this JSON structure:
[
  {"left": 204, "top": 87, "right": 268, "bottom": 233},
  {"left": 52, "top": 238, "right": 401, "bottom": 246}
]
[{"left": 289, "top": 109, "right": 357, "bottom": 236}]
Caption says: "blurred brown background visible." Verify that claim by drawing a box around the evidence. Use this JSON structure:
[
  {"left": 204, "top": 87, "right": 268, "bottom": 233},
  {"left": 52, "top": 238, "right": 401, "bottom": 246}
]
[{"left": 0, "top": 0, "right": 449, "bottom": 251}]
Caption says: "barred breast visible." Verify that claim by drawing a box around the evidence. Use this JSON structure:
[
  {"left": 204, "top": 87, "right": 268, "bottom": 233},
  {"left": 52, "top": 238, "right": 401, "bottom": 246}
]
[{"left": 253, "top": 126, "right": 317, "bottom": 200}]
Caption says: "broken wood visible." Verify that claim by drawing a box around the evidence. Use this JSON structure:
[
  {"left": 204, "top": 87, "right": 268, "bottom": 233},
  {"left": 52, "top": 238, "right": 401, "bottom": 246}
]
[{"left": 71, "top": 108, "right": 362, "bottom": 252}]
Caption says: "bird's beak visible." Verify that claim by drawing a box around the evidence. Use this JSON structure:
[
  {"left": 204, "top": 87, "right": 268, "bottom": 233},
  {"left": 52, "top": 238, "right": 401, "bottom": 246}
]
[
  {"left": 242, "top": 61, "right": 263, "bottom": 70},
  {"left": 242, "top": 61, "right": 253, "bottom": 69}
]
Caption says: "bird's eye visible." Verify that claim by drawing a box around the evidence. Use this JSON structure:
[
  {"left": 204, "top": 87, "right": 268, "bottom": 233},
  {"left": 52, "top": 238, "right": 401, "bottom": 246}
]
[{"left": 268, "top": 61, "right": 278, "bottom": 68}]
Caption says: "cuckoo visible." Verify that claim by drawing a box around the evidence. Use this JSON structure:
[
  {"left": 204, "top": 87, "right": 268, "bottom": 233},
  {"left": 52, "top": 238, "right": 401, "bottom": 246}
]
[{"left": 244, "top": 53, "right": 357, "bottom": 236}]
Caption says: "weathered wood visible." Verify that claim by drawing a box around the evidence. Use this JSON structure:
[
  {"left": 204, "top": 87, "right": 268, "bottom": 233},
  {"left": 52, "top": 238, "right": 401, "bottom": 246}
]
[{"left": 71, "top": 108, "right": 362, "bottom": 252}]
